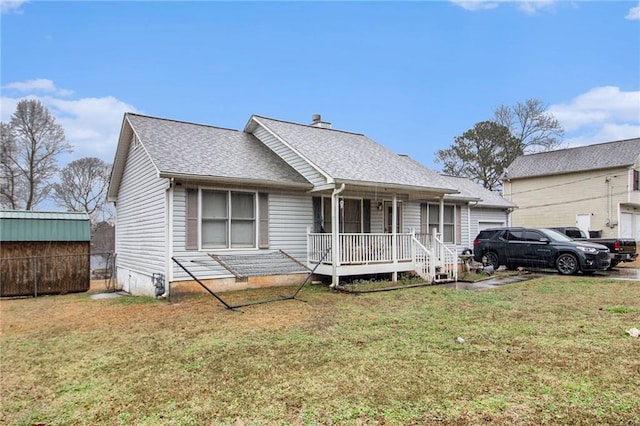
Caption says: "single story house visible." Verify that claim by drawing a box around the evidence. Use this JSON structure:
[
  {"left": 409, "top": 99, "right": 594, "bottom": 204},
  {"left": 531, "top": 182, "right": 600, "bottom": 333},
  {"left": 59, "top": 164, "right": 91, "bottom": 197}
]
[
  {"left": 0, "top": 210, "right": 91, "bottom": 297},
  {"left": 107, "top": 113, "right": 514, "bottom": 297},
  {"left": 502, "top": 138, "right": 640, "bottom": 239}
]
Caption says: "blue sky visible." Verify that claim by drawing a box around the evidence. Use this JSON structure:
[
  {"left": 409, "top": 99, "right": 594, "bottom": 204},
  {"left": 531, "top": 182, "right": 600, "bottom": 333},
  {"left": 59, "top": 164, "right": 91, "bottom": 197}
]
[{"left": 1, "top": 0, "right": 639, "bottom": 172}]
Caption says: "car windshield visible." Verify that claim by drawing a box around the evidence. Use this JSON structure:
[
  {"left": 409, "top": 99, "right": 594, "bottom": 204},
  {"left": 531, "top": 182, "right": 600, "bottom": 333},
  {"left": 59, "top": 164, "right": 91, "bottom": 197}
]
[{"left": 540, "top": 228, "right": 573, "bottom": 242}]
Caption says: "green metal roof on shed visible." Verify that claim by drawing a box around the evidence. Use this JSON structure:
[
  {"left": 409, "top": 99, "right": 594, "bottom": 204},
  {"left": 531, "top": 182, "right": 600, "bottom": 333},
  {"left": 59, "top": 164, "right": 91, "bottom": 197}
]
[{"left": 0, "top": 211, "right": 91, "bottom": 242}]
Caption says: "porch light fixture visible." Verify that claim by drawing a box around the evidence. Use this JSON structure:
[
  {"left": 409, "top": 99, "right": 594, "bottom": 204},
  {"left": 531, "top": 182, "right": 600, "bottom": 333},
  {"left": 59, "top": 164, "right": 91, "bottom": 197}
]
[{"left": 377, "top": 202, "right": 383, "bottom": 210}]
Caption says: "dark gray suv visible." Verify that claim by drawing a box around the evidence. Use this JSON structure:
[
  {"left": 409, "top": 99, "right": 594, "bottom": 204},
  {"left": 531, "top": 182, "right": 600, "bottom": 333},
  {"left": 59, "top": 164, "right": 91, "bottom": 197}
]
[{"left": 473, "top": 227, "right": 611, "bottom": 275}]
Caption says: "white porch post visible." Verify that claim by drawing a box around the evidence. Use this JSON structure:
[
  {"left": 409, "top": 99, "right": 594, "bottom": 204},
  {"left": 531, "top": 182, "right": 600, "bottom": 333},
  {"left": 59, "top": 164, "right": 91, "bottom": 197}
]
[
  {"left": 330, "top": 184, "right": 345, "bottom": 288},
  {"left": 439, "top": 196, "right": 445, "bottom": 239},
  {"left": 392, "top": 193, "right": 398, "bottom": 282}
]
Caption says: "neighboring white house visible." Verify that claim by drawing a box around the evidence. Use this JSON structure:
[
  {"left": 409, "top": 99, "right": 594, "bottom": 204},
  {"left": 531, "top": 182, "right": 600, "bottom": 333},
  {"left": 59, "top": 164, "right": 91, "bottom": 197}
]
[
  {"left": 503, "top": 138, "right": 640, "bottom": 239},
  {"left": 107, "top": 113, "right": 514, "bottom": 297}
]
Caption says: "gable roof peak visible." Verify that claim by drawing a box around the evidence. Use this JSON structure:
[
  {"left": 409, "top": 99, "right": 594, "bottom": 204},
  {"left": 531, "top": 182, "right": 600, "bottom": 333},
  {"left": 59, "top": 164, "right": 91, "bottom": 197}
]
[{"left": 126, "top": 112, "right": 243, "bottom": 134}]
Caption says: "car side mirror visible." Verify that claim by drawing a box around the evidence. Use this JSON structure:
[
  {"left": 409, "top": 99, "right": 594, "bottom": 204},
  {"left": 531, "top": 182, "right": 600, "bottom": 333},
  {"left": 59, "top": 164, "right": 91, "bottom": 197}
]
[{"left": 540, "top": 237, "right": 550, "bottom": 243}]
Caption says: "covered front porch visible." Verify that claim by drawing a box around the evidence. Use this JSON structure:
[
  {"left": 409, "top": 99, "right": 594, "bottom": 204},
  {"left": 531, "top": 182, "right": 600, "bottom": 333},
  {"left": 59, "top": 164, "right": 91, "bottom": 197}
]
[
  {"left": 307, "top": 230, "right": 458, "bottom": 284},
  {"left": 305, "top": 183, "right": 459, "bottom": 285}
]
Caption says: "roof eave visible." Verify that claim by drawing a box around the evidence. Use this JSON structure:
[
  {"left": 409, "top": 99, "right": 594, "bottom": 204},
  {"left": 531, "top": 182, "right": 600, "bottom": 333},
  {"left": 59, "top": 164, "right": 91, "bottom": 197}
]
[
  {"left": 444, "top": 195, "right": 482, "bottom": 202},
  {"left": 158, "top": 172, "right": 313, "bottom": 190},
  {"left": 334, "top": 178, "right": 459, "bottom": 196},
  {"left": 107, "top": 114, "right": 134, "bottom": 202}
]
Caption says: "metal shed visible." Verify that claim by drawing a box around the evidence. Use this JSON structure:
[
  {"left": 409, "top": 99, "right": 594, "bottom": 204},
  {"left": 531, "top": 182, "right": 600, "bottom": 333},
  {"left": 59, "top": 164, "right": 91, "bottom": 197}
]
[{"left": 1, "top": 210, "right": 91, "bottom": 297}]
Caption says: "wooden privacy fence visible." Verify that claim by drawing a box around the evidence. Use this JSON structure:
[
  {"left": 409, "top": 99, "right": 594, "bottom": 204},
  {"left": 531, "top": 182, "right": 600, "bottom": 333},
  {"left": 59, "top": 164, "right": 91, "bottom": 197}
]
[{"left": 1, "top": 242, "right": 90, "bottom": 297}]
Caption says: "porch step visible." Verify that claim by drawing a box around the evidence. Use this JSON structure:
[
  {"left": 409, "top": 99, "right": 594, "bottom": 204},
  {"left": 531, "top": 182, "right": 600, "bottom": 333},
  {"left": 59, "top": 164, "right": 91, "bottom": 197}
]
[{"left": 433, "top": 273, "right": 455, "bottom": 283}]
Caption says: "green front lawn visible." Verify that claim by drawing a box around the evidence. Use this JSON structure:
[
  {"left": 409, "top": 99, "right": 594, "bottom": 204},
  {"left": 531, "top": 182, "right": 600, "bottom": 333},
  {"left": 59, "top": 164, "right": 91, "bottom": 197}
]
[{"left": 1, "top": 276, "right": 639, "bottom": 425}]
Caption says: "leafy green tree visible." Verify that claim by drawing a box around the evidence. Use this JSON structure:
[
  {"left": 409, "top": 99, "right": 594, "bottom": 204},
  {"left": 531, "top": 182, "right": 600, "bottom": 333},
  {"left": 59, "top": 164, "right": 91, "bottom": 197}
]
[{"left": 435, "top": 121, "right": 522, "bottom": 191}]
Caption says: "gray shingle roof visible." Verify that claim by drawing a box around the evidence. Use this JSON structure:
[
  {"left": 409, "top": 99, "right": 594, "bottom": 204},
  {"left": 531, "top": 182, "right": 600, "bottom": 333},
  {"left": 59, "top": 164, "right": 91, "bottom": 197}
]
[
  {"left": 439, "top": 175, "right": 516, "bottom": 208},
  {"left": 126, "top": 114, "right": 310, "bottom": 187},
  {"left": 254, "top": 116, "right": 457, "bottom": 192},
  {"left": 505, "top": 138, "right": 640, "bottom": 179}
]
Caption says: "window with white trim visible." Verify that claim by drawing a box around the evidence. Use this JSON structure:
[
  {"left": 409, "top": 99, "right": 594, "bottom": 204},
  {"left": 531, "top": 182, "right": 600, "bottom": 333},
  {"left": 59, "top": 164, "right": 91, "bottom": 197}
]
[
  {"left": 201, "top": 190, "right": 256, "bottom": 249},
  {"left": 426, "top": 204, "right": 456, "bottom": 244}
]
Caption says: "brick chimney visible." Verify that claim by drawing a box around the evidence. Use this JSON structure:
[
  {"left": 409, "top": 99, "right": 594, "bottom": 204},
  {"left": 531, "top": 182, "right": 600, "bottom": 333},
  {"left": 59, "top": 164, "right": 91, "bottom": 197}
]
[{"left": 310, "top": 114, "right": 332, "bottom": 129}]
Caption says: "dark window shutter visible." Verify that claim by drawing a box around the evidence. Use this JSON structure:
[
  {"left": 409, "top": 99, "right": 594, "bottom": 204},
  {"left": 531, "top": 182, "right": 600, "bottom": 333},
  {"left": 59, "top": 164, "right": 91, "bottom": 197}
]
[
  {"left": 420, "top": 203, "right": 428, "bottom": 235},
  {"left": 186, "top": 189, "right": 198, "bottom": 250},
  {"left": 258, "top": 192, "right": 269, "bottom": 248},
  {"left": 312, "top": 197, "right": 322, "bottom": 232},
  {"left": 455, "top": 205, "right": 462, "bottom": 244},
  {"left": 363, "top": 199, "right": 371, "bottom": 233}
]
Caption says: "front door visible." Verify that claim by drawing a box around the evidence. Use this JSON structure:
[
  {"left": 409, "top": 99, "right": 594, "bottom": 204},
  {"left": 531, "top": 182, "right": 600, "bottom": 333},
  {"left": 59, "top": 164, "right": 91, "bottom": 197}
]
[{"left": 384, "top": 201, "right": 402, "bottom": 233}]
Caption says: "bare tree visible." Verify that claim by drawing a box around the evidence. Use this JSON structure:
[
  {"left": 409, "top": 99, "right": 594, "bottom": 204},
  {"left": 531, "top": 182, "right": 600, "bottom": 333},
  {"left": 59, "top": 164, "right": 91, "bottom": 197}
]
[
  {"left": 53, "top": 157, "right": 112, "bottom": 222},
  {"left": 0, "top": 123, "right": 21, "bottom": 209},
  {"left": 7, "top": 99, "right": 72, "bottom": 210},
  {"left": 494, "top": 99, "right": 564, "bottom": 153}
]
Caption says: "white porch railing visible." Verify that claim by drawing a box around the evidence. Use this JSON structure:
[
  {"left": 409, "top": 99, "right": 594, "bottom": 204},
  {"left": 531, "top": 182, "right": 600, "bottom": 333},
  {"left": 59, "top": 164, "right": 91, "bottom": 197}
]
[
  {"left": 307, "top": 230, "right": 457, "bottom": 283},
  {"left": 307, "top": 233, "right": 413, "bottom": 265},
  {"left": 432, "top": 232, "right": 458, "bottom": 282}
]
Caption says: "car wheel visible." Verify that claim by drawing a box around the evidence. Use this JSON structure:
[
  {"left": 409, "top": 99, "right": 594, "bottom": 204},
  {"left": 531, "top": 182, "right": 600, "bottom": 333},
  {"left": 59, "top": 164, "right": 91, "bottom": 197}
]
[
  {"left": 483, "top": 251, "right": 499, "bottom": 269},
  {"left": 556, "top": 253, "right": 579, "bottom": 275}
]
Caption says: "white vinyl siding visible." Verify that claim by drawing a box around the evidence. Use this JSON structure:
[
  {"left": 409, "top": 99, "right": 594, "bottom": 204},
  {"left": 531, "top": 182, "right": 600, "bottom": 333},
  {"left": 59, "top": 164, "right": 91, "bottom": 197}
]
[
  {"left": 370, "top": 203, "right": 384, "bottom": 233},
  {"left": 253, "top": 126, "right": 328, "bottom": 187},
  {"left": 403, "top": 202, "right": 421, "bottom": 233},
  {"left": 269, "top": 192, "right": 313, "bottom": 261},
  {"left": 115, "top": 136, "right": 167, "bottom": 293},
  {"left": 504, "top": 166, "right": 637, "bottom": 239},
  {"left": 171, "top": 188, "right": 312, "bottom": 281}
]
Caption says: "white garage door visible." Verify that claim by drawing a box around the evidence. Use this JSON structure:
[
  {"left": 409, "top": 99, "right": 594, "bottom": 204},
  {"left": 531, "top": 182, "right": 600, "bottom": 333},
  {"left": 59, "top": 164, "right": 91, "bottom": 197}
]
[
  {"left": 620, "top": 212, "right": 633, "bottom": 239},
  {"left": 478, "top": 221, "right": 505, "bottom": 231}
]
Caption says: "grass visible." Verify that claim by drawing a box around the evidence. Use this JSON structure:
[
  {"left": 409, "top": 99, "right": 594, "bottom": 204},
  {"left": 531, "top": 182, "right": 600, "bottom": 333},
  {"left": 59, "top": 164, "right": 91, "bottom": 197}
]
[
  {"left": 1, "top": 276, "right": 640, "bottom": 425},
  {"left": 457, "top": 269, "right": 522, "bottom": 283}
]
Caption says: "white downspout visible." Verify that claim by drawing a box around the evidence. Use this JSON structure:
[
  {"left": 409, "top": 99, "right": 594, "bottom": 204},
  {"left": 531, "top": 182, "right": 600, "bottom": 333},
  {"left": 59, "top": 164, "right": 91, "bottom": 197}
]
[
  {"left": 467, "top": 202, "right": 472, "bottom": 249},
  {"left": 161, "top": 178, "right": 174, "bottom": 299},
  {"left": 330, "top": 183, "right": 346, "bottom": 288},
  {"left": 439, "top": 196, "right": 445, "bottom": 239}
]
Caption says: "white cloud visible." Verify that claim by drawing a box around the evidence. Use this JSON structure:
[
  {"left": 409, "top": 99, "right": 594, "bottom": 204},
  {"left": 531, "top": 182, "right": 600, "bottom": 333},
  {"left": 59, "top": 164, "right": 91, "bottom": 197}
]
[
  {"left": 563, "top": 123, "right": 640, "bottom": 148},
  {"left": 517, "top": 0, "right": 555, "bottom": 15},
  {"left": 1, "top": 80, "right": 139, "bottom": 165},
  {"left": 626, "top": 2, "right": 640, "bottom": 20},
  {"left": 450, "top": 0, "right": 501, "bottom": 11},
  {"left": 548, "top": 86, "right": 640, "bottom": 132},
  {"left": 450, "top": 0, "right": 556, "bottom": 14},
  {"left": 4, "top": 78, "right": 73, "bottom": 96},
  {"left": 548, "top": 86, "right": 640, "bottom": 147},
  {"left": 1, "top": 0, "right": 28, "bottom": 14}
]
